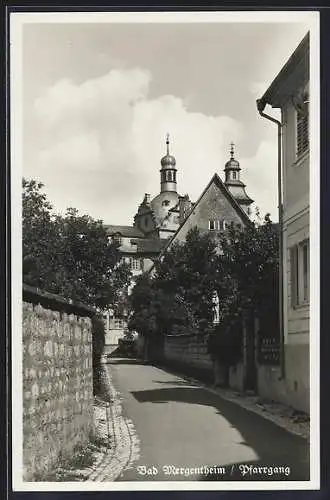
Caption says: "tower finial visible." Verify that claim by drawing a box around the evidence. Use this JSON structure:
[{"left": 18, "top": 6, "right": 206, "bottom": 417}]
[
  {"left": 230, "top": 141, "right": 235, "bottom": 159},
  {"left": 166, "top": 133, "right": 170, "bottom": 155}
]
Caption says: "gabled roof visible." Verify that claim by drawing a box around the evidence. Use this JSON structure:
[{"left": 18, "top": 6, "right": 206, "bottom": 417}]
[
  {"left": 148, "top": 173, "right": 253, "bottom": 272},
  {"left": 257, "top": 32, "right": 309, "bottom": 111},
  {"left": 104, "top": 224, "right": 145, "bottom": 238},
  {"left": 131, "top": 237, "right": 169, "bottom": 254}
]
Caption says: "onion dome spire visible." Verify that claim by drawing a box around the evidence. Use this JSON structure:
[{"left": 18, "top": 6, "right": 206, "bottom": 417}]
[
  {"left": 160, "top": 133, "right": 177, "bottom": 192},
  {"left": 224, "top": 142, "right": 253, "bottom": 213},
  {"left": 161, "top": 133, "right": 176, "bottom": 168},
  {"left": 230, "top": 141, "right": 235, "bottom": 159}
]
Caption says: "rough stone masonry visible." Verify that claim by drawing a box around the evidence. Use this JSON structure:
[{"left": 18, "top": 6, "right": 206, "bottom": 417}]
[{"left": 22, "top": 291, "right": 95, "bottom": 481}]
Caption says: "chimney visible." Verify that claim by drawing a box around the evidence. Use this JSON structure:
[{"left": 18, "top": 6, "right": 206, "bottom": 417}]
[{"left": 179, "top": 194, "right": 191, "bottom": 224}]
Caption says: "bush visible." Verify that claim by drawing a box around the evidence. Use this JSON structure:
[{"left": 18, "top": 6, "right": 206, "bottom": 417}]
[
  {"left": 208, "top": 320, "right": 243, "bottom": 366},
  {"left": 91, "top": 314, "right": 105, "bottom": 395}
]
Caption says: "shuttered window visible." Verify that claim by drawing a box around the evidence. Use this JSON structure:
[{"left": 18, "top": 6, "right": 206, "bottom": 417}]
[
  {"left": 296, "top": 108, "right": 309, "bottom": 158},
  {"left": 290, "top": 239, "right": 309, "bottom": 307},
  {"left": 302, "top": 240, "right": 309, "bottom": 302},
  {"left": 290, "top": 246, "right": 299, "bottom": 308}
]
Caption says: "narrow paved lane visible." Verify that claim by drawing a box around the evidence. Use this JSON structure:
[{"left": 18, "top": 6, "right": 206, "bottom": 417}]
[{"left": 106, "top": 358, "right": 309, "bottom": 482}]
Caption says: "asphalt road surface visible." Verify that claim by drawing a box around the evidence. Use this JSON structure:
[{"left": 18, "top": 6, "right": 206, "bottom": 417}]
[{"left": 106, "top": 358, "right": 309, "bottom": 482}]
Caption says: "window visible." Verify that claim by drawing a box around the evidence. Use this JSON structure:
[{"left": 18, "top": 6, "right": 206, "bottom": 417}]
[
  {"left": 290, "top": 246, "right": 299, "bottom": 307},
  {"left": 113, "top": 233, "right": 122, "bottom": 245},
  {"left": 302, "top": 240, "right": 309, "bottom": 302},
  {"left": 232, "top": 172, "right": 237, "bottom": 180},
  {"left": 162, "top": 200, "right": 170, "bottom": 207},
  {"left": 114, "top": 318, "right": 125, "bottom": 329},
  {"left": 130, "top": 257, "right": 140, "bottom": 271},
  {"left": 290, "top": 239, "right": 309, "bottom": 307},
  {"left": 296, "top": 108, "right": 309, "bottom": 158},
  {"left": 209, "top": 220, "right": 227, "bottom": 231}
]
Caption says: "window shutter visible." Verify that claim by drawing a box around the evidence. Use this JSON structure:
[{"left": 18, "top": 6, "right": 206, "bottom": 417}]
[
  {"left": 296, "top": 109, "right": 309, "bottom": 157},
  {"left": 290, "top": 245, "right": 299, "bottom": 307},
  {"left": 302, "top": 240, "right": 309, "bottom": 302}
]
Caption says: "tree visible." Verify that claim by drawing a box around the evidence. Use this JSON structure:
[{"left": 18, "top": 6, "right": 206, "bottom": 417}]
[
  {"left": 129, "top": 228, "right": 219, "bottom": 344},
  {"left": 22, "top": 179, "right": 62, "bottom": 289},
  {"left": 91, "top": 314, "right": 106, "bottom": 394},
  {"left": 128, "top": 274, "right": 157, "bottom": 338},
  {"left": 217, "top": 216, "right": 279, "bottom": 315},
  {"left": 22, "top": 178, "right": 131, "bottom": 309},
  {"left": 54, "top": 207, "right": 131, "bottom": 309},
  {"left": 208, "top": 217, "right": 279, "bottom": 370}
]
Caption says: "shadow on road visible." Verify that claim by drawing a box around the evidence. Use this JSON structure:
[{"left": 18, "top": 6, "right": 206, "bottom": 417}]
[
  {"left": 107, "top": 357, "right": 149, "bottom": 366},
  {"left": 152, "top": 379, "right": 200, "bottom": 387},
  {"left": 131, "top": 384, "right": 309, "bottom": 481}
]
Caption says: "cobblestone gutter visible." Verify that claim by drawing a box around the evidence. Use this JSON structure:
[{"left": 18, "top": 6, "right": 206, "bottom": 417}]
[
  {"left": 86, "top": 362, "right": 140, "bottom": 481},
  {"left": 45, "top": 361, "right": 140, "bottom": 482}
]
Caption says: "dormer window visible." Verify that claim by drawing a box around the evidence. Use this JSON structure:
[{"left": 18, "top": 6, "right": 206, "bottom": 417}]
[{"left": 162, "top": 200, "right": 170, "bottom": 207}]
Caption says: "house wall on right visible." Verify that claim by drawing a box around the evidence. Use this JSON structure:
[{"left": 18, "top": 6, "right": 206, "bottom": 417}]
[
  {"left": 281, "top": 92, "right": 310, "bottom": 413},
  {"left": 257, "top": 33, "right": 310, "bottom": 413}
]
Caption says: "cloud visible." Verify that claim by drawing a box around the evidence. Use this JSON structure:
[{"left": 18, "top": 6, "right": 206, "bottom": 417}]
[
  {"left": 241, "top": 140, "right": 279, "bottom": 221},
  {"left": 26, "top": 67, "right": 276, "bottom": 224},
  {"left": 249, "top": 81, "right": 269, "bottom": 98}
]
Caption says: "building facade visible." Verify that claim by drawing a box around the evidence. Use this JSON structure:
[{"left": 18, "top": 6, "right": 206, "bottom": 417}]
[
  {"left": 165, "top": 146, "right": 253, "bottom": 250},
  {"left": 104, "top": 136, "right": 254, "bottom": 349},
  {"left": 257, "top": 33, "right": 310, "bottom": 412}
]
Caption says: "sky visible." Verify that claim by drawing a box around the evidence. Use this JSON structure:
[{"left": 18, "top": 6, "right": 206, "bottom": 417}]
[{"left": 21, "top": 15, "right": 311, "bottom": 225}]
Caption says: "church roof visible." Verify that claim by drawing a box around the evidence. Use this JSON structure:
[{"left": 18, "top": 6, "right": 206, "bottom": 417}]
[
  {"left": 105, "top": 225, "right": 145, "bottom": 238},
  {"left": 131, "top": 238, "right": 169, "bottom": 253},
  {"left": 148, "top": 172, "right": 253, "bottom": 268},
  {"left": 225, "top": 182, "right": 254, "bottom": 205},
  {"left": 150, "top": 191, "right": 180, "bottom": 227}
]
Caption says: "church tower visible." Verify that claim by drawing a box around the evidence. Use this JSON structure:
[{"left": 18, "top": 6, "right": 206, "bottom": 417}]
[
  {"left": 224, "top": 142, "right": 254, "bottom": 215},
  {"left": 160, "top": 134, "right": 177, "bottom": 193}
]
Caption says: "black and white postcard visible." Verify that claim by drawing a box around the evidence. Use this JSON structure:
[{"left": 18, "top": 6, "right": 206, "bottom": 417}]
[{"left": 9, "top": 9, "right": 320, "bottom": 492}]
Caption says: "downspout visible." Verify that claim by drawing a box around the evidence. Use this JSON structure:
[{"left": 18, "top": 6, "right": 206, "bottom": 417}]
[{"left": 256, "top": 99, "right": 285, "bottom": 379}]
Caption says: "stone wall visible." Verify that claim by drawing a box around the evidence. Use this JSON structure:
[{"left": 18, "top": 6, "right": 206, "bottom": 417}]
[
  {"left": 162, "top": 322, "right": 250, "bottom": 393},
  {"left": 257, "top": 344, "right": 309, "bottom": 413},
  {"left": 22, "top": 286, "right": 95, "bottom": 480},
  {"left": 164, "top": 334, "right": 213, "bottom": 382},
  {"left": 162, "top": 323, "right": 308, "bottom": 413}
]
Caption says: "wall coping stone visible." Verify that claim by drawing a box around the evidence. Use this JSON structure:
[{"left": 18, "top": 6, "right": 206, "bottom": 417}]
[{"left": 23, "top": 284, "right": 96, "bottom": 317}]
